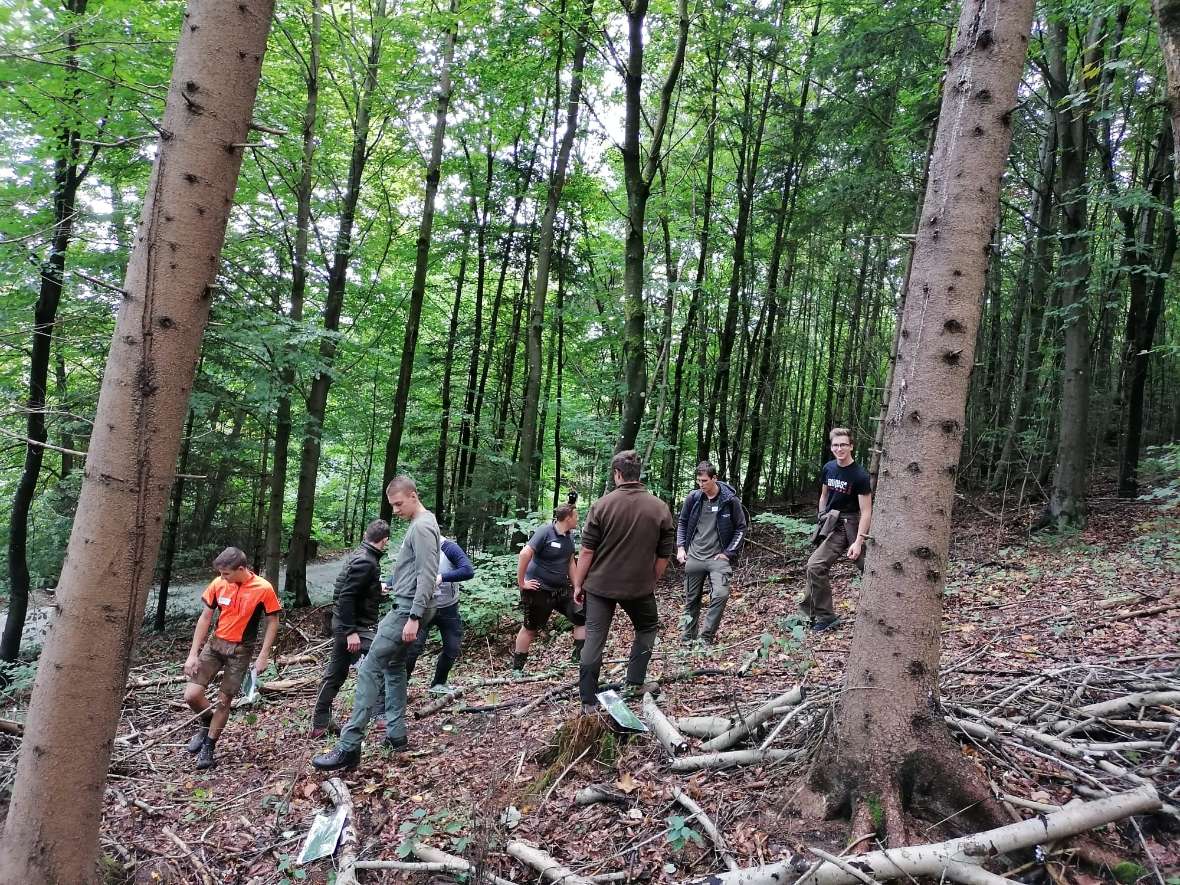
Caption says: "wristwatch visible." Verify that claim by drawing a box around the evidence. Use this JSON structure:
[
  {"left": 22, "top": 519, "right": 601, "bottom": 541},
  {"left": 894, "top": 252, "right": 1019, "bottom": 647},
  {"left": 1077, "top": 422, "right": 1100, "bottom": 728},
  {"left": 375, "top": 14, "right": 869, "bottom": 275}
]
[{"left": 407, "top": 613, "right": 421, "bottom": 622}]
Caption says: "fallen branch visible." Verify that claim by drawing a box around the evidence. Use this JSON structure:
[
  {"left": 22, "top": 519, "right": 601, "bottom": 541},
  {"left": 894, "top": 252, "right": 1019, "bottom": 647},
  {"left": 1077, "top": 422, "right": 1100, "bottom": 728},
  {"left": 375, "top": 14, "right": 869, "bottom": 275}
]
[
  {"left": 416, "top": 685, "right": 466, "bottom": 717},
  {"left": 0, "top": 718, "right": 24, "bottom": 736},
  {"left": 413, "top": 843, "right": 520, "bottom": 885},
  {"left": 162, "top": 826, "right": 213, "bottom": 885},
  {"left": 321, "top": 777, "right": 358, "bottom": 885},
  {"left": 807, "top": 847, "right": 881, "bottom": 884},
  {"left": 673, "top": 787, "right": 738, "bottom": 872},
  {"left": 701, "top": 686, "right": 804, "bottom": 752},
  {"left": 574, "top": 784, "right": 629, "bottom": 806},
  {"left": 706, "top": 784, "right": 1161, "bottom": 885},
  {"left": 1075, "top": 691, "right": 1180, "bottom": 720},
  {"left": 643, "top": 693, "right": 688, "bottom": 756},
  {"left": 670, "top": 748, "right": 798, "bottom": 772},
  {"left": 507, "top": 840, "right": 593, "bottom": 885}
]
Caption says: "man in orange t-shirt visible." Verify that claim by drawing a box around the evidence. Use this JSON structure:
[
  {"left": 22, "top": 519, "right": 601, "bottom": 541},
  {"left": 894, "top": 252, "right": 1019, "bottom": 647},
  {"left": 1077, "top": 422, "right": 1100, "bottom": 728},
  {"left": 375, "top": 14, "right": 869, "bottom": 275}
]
[{"left": 182, "top": 547, "right": 281, "bottom": 770}]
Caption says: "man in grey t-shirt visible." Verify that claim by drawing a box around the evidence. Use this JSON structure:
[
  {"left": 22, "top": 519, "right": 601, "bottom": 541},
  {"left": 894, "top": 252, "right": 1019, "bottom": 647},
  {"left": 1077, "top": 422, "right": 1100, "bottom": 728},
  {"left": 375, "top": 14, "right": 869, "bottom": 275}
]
[
  {"left": 313, "top": 474, "right": 439, "bottom": 771},
  {"left": 675, "top": 461, "right": 746, "bottom": 643}
]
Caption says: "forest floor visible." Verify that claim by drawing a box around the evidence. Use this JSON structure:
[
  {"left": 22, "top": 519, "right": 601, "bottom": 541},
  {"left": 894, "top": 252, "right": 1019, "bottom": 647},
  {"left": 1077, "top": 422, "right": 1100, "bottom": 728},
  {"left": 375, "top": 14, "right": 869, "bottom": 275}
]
[{"left": 3, "top": 485, "right": 1178, "bottom": 885}]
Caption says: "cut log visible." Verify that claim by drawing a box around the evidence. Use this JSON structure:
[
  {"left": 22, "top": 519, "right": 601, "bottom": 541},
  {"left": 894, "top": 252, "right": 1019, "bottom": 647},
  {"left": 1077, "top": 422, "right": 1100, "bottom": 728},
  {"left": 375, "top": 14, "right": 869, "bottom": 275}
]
[
  {"left": 703, "top": 785, "right": 1161, "bottom": 885},
  {"left": 643, "top": 693, "right": 688, "bottom": 755},
  {"left": 700, "top": 686, "right": 803, "bottom": 752},
  {"left": 674, "top": 715, "right": 733, "bottom": 739},
  {"left": 507, "top": 840, "right": 593, "bottom": 885},
  {"left": 670, "top": 748, "right": 798, "bottom": 772},
  {"left": 574, "top": 784, "right": 629, "bottom": 806}
]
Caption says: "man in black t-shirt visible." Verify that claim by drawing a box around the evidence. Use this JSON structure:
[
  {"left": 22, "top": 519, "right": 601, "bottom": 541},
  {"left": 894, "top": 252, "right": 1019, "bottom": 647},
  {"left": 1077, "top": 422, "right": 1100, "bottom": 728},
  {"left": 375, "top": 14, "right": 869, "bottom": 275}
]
[
  {"left": 511, "top": 502, "right": 584, "bottom": 672},
  {"left": 800, "top": 427, "right": 873, "bottom": 632}
]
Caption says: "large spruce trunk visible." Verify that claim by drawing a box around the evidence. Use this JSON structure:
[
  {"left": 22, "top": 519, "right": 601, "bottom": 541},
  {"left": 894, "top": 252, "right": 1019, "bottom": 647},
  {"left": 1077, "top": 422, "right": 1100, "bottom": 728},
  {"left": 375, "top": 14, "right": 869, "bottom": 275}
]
[
  {"left": 0, "top": 2, "right": 274, "bottom": 879},
  {"left": 807, "top": 0, "right": 1035, "bottom": 843}
]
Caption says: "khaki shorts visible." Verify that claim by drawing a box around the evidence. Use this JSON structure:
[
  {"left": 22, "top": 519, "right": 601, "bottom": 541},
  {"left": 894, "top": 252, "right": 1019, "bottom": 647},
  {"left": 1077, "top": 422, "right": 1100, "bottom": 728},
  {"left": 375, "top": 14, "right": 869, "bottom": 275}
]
[{"left": 191, "top": 636, "right": 255, "bottom": 697}]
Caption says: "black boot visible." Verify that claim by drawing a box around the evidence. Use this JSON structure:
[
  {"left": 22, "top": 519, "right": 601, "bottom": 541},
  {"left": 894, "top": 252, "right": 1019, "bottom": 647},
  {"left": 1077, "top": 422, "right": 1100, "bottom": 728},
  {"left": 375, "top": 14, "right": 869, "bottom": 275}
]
[
  {"left": 195, "top": 736, "right": 217, "bottom": 770},
  {"left": 570, "top": 639, "right": 585, "bottom": 663},
  {"left": 511, "top": 652, "right": 528, "bottom": 674},
  {"left": 312, "top": 744, "right": 361, "bottom": 771},
  {"left": 186, "top": 725, "right": 210, "bottom": 755}
]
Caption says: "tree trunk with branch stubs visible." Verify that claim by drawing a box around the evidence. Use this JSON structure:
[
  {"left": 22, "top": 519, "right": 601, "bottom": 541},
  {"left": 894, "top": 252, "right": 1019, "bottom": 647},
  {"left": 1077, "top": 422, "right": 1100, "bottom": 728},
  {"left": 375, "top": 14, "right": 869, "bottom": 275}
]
[
  {"left": 806, "top": 0, "right": 1036, "bottom": 843},
  {"left": 0, "top": 2, "right": 275, "bottom": 879}
]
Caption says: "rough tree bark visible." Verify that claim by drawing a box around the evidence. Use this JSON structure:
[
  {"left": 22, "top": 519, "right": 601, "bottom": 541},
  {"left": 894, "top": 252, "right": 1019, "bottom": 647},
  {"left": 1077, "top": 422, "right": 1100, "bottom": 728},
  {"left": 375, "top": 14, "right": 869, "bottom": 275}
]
[
  {"left": 805, "top": 0, "right": 1035, "bottom": 843},
  {"left": 0, "top": 2, "right": 275, "bottom": 879},
  {"left": 516, "top": 0, "right": 593, "bottom": 514},
  {"left": 614, "top": 0, "right": 689, "bottom": 454},
  {"left": 379, "top": 0, "right": 458, "bottom": 513},
  {"left": 1156, "top": 0, "right": 1180, "bottom": 168}
]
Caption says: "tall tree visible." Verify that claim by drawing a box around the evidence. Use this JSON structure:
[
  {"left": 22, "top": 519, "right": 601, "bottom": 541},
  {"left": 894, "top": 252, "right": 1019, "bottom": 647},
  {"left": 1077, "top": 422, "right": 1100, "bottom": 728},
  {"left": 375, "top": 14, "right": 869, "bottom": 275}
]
[
  {"left": 516, "top": 0, "right": 593, "bottom": 514},
  {"left": 379, "top": 0, "right": 459, "bottom": 514},
  {"left": 807, "top": 0, "right": 1036, "bottom": 840},
  {"left": 614, "top": 0, "right": 690, "bottom": 454},
  {"left": 0, "top": 1, "right": 275, "bottom": 878},
  {"left": 2, "top": 0, "right": 95, "bottom": 664},
  {"left": 286, "top": 0, "right": 387, "bottom": 604},
  {"left": 264, "top": 0, "right": 321, "bottom": 586}
]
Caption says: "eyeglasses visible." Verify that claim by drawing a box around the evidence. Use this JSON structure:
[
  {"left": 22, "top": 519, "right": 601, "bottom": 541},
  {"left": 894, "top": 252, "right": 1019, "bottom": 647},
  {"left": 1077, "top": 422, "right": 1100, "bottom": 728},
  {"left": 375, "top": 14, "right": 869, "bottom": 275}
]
[{"left": 831, "top": 443, "right": 852, "bottom": 448}]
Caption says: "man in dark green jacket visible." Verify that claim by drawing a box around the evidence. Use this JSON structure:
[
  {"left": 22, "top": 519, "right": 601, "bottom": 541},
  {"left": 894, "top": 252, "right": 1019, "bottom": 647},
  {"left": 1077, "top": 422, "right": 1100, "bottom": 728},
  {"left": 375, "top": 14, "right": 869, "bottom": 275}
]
[{"left": 573, "top": 450, "right": 675, "bottom": 713}]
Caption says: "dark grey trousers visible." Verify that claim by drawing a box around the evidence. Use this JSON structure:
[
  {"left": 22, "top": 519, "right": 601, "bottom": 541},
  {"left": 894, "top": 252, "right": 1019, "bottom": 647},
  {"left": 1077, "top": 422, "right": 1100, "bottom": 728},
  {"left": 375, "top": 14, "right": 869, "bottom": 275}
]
[{"left": 578, "top": 592, "right": 659, "bottom": 705}]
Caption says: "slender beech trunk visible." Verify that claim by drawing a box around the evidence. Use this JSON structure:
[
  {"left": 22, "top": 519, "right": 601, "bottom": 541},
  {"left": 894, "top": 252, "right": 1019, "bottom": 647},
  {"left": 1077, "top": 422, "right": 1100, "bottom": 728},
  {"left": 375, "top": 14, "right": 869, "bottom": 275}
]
[
  {"left": 808, "top": 0, "right": 1035, "bottom": 841},
  {"left": 265, "top": 0, "right": 320, "bottom": 586},
  {"left": 1046, "top": 17, "right": 1099, "bottom": 528},
  {"left": 1158, "top": 0, "right": 1180, "bottom": 169},
  {"left": 287, "top": 0, "right": 386, "bottom": 604},
  {"left": 517, "top": 0, "right": 593, "bottom": 513},
  {"left": 380, "top": 0, "right": 458, "bottom": 513},
  {"left": 0, "top": 2, "right": 274, "bottom": 877},
  {"left": 3, "top": 0, "right": 92, "bottom": 664},
  {"left": 155, "top": 408, "right": 196, "bottom": 632},
  {"left": 436, "top": 227, "right": 470, "bottom": 524},
  {"left": 614, "top": 0, "right": 689, "bottom": 454},
  {"left": 660, "top": 46, "right": 719, "bottom": 500}
]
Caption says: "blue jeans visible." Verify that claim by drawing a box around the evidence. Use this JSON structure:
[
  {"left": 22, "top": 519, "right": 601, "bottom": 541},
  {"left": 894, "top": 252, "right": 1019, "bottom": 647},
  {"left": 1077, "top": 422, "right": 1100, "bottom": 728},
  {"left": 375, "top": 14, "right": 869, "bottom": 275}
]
[
  {"left": 405, "top": 601, "right": 464, "bottom": 686},
  {"left": 338, "top": 600, "right": 435, "bottom": 749}
]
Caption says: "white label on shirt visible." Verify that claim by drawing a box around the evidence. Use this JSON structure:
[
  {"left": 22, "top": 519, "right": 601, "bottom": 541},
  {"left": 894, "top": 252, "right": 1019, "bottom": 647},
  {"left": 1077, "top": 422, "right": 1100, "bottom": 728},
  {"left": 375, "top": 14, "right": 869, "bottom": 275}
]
[
  {"left": 710, "top": 506, "right": 719, "bottom": 512},
  {"left": 218, "top": 596, "right": 232, "bottom": 606},
  {"left": 549, "top": 541, "right": 563, "bottom": 548}
]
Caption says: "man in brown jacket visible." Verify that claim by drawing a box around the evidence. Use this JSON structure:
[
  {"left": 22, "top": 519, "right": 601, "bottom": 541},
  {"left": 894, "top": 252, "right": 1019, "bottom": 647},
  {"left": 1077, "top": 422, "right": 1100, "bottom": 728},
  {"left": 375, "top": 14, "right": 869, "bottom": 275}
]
[{"left": 573, "top": 450, "right": 675, "bottom": 713}]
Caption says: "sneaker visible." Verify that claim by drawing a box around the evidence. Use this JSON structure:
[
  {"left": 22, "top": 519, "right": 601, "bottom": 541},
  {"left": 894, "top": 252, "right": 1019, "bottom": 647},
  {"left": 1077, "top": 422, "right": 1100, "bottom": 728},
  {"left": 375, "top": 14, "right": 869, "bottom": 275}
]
[
  {"left": 311, "top": 745, "right": 361, "bottom": 771},
  {"left": 382, "top": 735, "right": 409, "bottom": 752},
  {"left": 185, "top": 727, "right": 209, "bottom": 755},
  {"left": 811, "top": 617, "right": 841, "bottom": 633},
  {"left": 428, "top": 684, "right": 455, "bottom": 696},
  {"left": 194, "top": 739, "right": 216, "bottom": 770}
]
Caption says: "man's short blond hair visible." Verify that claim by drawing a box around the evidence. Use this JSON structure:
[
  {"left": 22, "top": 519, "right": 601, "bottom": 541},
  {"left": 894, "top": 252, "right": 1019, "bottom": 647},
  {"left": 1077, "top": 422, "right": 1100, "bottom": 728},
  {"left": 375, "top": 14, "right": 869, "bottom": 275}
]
[
  {"left": 829, "top": 427, "right": 853, "bottom": 444},
  {"left": 386, "top": 474, "right": 418, "bottom": 496}
]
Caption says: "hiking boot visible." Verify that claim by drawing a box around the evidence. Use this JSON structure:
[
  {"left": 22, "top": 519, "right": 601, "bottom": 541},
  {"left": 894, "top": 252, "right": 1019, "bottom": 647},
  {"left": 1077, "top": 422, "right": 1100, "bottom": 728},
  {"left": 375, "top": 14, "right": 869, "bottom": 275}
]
[
  {"left": 309, "top": 719, "right": 339, "bottom": 740},
  {"left": 580, "top": 702, "right": 600, "bottom": 716},
  {"left": 811, "top": 617, "right": 841, "bottom": 633},
  {"left": 194, "top": 738, "right": 216, "bottom": 771},
  {"left": 185, "top": 726, "right": 209, "bottom": 755},
  {"left": 382, "top": 735, "right": 409, "bottom": 752},
  {"left": 511, "top": 652, "right": 528, "bottom": 675},
  {"left": 311, "top": 745, "right": 361, "bottom": 771},
  {"left": 623, "top": 681, "right": 660, "bottom": 700},
  {"left": 570, "top": 639, "right": 585, "bottom": 663},
  {"left": 428, "top": 683, "right": 456, "bottom": 696}
]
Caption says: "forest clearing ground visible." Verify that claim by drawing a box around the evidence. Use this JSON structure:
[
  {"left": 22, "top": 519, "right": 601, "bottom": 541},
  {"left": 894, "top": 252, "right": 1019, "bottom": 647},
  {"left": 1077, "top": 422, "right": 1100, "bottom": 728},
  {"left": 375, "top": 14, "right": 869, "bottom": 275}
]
[{"left": 8, "top": 489, "right": 1177, "bottom": 884}]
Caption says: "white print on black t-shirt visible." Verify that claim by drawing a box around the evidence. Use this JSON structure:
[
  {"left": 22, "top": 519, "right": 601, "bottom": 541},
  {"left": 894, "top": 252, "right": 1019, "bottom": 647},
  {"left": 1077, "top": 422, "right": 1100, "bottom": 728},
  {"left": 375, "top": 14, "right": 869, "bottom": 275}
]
[{"left": 826, "top": 478, "right": 850, "bottom": 493}]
